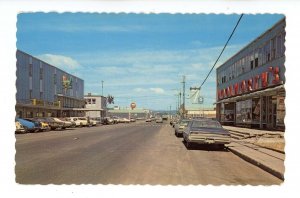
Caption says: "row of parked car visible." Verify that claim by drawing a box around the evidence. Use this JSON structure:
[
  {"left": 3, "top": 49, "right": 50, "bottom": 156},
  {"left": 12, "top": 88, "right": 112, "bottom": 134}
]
[
  {"left": 15, "top": 117, "right": 100, "bottom": 134},
  {"left": 15, "top": 116, "right": 140, "bottom": 134},
  {"left": 170, "top": 117, "right": 231, "bottom": 149}
]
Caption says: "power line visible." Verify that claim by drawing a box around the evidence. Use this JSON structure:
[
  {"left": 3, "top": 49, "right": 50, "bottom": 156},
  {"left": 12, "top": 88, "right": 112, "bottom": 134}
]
[{"left": 199, "top": 14, "right": 244, "bottom": 90}]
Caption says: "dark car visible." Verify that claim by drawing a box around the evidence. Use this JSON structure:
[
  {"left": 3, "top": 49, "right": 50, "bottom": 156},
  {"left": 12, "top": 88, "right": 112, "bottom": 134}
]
[
  {"left": 183, "top": 119, "right": 231, "bottom": 149},
  {"left": 23, "top": 118, "right": 43, "bottom": 132}
]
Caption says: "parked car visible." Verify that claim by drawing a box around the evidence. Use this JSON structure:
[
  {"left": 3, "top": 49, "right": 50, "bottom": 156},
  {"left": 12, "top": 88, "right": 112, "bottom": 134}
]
[
  {"left": 24, "top": 118, "right": 50, "bottom": 132},
  {"left": 59, "top": 117, "right": 76, "bottom": 128},
  {"left": 36, "top": 117, "right": 64, "bottom": 130},
  {"left": 15, "top": 120, "right": 26, "bottom": 134},
  {"left": 103, "top": 117, "right": 114, "bottom": 125},
  {"left": 16, "top": 118, "right": 38, "bottom": 133},
  {"left": 130, "top": 118, "right": 136, "bottom": 122},
  {"left": 77, "top": 117, "right": 89, "bottom": 126},
  {"left": 112, "top": 116, "right": 120, "bottom": 124},
  {"left": 66, "top": 117, "right": 83, "bottom": 127},
  {"left": 174, "top": 119, "right": 190, "bottom": 137},
  {"left": 145, "top": 118, "right": 152, "bottom": 122},
  {"left": 119, "top": 117, "right": 130, "bottom": 123},
  {"left": 183, "top": 119, "right": 231, "bottom": 149},
  {"left": 53, "top": 117, "right": 75, "bottom": 129},
  {"left": 90, "top": 118, "right": 101, "bottom": 125},
  {"left": 156, "top": 117, "right": 163, "bottom": 123}
]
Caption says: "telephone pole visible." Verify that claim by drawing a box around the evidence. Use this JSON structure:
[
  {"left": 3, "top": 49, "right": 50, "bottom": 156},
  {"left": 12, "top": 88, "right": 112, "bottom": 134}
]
[
  {"left": 181, "top": 75, "right": 186, "bottom": 118},
  {"left": 101, "top": 80, "right": 104, "bottom": 96}
]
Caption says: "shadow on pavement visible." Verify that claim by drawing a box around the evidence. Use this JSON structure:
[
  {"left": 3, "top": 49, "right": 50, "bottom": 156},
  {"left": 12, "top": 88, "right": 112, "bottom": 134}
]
[{"left": 181, "top": 141, "right": 229, "bottom": 152}]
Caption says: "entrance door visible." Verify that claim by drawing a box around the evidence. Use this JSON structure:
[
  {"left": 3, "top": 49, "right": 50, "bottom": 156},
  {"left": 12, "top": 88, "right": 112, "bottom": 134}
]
[{"left": 267, "top": 96, "right": 277, "bottom": 129}]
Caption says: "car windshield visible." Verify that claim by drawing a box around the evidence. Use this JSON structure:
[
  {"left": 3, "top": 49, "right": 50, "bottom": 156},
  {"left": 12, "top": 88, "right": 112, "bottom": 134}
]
[
  {"left": 191, "top": 120, "right": 222, "bottom": 129},
  {"left": 180, "top": 120, "right": 189, "bottom": 126}
]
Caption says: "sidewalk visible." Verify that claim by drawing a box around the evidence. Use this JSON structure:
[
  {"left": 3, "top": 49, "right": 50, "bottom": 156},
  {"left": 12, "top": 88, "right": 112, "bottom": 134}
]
[{"left": 223, "top": 126, "right": 285, "bottom": 180}]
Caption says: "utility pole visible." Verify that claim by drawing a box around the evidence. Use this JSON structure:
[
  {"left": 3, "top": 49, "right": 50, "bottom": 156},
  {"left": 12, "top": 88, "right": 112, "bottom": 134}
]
[
  {"left": 181, "top": 75, "right": 186, "bottom": 118},
  {"left": 101, "top": 80, "right": 104, "bottom": 96}
]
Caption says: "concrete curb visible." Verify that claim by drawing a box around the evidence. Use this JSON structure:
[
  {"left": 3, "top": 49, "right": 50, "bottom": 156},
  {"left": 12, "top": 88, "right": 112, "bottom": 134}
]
[{"left": 227, "top": 147, "right": 285, "bottom": 181}]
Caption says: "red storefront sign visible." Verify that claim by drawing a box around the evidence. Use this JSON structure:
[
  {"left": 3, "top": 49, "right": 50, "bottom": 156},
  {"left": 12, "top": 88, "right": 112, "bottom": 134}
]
[{"left": 218, "top": 66, "right": 281, "bottom": 100}]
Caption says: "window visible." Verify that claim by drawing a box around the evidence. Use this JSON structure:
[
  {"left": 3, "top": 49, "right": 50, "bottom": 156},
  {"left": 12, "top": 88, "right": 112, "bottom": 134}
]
[
  {"left": 92, "top": 99, "right": 96, "bottom": 104},
  {"left": 40, "top": 66, "right": 43, "bottom": 80},
  {"left": 54, "top": 74, "right": 57, "bottom": 84},
  {"left": 40, "top": 92, "right": 43, "bottom": 100},
  {"left": 271, "top": 37, "right": 276, "bottom": 60},
  {"left": 255, "top": 58, "right": 258, "bottom": 68},
  {"left": 29, "top": 64, "right": 32, "bottom": 76},
  {"left": 29, "top": 90, "right": 32, "bottom": 99},
  {"left": 277, "top": 34, "right": 282, "bottom": 58}
]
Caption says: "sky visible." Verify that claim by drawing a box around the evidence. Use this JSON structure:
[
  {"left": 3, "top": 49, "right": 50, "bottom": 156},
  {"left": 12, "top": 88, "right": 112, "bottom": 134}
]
[{"left": 16, "top": 13, "right": 284, "bottom": 110}]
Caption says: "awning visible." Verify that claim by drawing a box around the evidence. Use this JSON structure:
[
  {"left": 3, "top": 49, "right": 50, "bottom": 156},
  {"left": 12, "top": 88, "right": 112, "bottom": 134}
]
[{"left": 215, "top": 85, "right": 285, "bottom": 104}]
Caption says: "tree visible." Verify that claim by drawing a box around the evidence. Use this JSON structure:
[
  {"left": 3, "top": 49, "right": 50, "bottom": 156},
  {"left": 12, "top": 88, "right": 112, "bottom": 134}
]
[{"left": 107, "top": 95, "right": 114, "bottom": 104}]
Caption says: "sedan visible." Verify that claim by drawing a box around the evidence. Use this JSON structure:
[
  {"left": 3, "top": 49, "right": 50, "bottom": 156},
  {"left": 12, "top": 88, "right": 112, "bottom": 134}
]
[
  {"left": 183, "top": 119, "right": 231, "bottom": 149},
  {"left": 174, "top": 119, "right": 190, "bottom": 137}
]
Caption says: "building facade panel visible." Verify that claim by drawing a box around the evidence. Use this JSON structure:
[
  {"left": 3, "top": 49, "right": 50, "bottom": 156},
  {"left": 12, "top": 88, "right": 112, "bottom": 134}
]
[
  {"left": 216, "top": 18, "right": 285, "bottom": 131},
  {"left": 16, "top": 50, "right": 85, "bottom": 118}
]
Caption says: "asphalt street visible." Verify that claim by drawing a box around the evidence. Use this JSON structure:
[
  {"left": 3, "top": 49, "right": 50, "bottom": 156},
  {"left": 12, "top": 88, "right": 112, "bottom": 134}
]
[{"left": 15, "top": 121, "right": 282, "bottom": 185}]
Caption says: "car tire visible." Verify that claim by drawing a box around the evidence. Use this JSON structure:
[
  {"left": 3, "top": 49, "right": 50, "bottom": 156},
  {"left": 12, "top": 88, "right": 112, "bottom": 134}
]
[
  {"left": 186, "top": 141, "right": 191, "bottom": 150},
  {"left": 175, "top": 131, "right": 178, "bottom": 137}
]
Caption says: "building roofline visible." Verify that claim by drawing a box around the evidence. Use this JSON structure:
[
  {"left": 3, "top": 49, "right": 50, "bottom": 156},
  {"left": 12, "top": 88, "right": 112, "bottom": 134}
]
[
  {"left": 217, "top": 17, "right": 285, "bottom": 71},
  {"left": 17, "top": 49, "right": 84, "bottom": 82}
]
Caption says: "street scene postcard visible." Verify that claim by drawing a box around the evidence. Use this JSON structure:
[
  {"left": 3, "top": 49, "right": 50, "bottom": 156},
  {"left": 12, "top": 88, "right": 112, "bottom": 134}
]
[{"left": 15, "top": 12, "right": 285, "bottom": 186}]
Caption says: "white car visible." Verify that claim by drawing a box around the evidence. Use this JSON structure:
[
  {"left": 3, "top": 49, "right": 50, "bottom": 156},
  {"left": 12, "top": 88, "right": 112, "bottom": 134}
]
[
  {"left": 67, "top": 117, "right": 84, "bottom": 127},
  {"left": 156, "top": 117, "right": 163, "bottom": 123},
  {"left": 119, "top": 118, "right": 130, "bottom": 123}
]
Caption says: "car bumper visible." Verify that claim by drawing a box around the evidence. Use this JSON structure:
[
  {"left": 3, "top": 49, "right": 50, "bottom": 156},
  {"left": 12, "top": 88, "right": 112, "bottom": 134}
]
[{"left": 186, "top": 134, "right": 231, "bottom": 144}]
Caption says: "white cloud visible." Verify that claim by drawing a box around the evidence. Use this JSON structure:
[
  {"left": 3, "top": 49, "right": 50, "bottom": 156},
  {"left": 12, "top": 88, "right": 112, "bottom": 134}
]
[
  {"left": 149, "top": 88, "right": 165, "bottom": 94},
  {"left": 133, "top": 88, "right": 148, "bottom": 93},
  {"left": 37, "top": 54, "right": 81, "bottom": 71}
]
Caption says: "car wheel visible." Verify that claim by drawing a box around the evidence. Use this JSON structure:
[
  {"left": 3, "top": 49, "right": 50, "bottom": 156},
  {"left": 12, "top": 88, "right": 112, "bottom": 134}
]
[
  {"left": 186, "top": 141, "right": 192, "bottom": 150},
  {"left": 175, "top": 131, "right": 178, "bottom": 137}
]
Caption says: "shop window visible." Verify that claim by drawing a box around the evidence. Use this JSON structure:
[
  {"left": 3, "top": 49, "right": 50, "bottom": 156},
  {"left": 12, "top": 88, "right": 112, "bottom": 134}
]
[
  {"left": 252, "top": 98, "right": 261, "bottom": 123},
  {"left": 236, "top": 100, "right": 252, "bottom": 124}
]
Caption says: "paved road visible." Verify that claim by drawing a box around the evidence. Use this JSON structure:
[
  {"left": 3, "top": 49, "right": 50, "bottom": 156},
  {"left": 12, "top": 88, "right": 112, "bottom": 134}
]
[{"left": 15, "top": 122, "right": 282, "bottom": 185}]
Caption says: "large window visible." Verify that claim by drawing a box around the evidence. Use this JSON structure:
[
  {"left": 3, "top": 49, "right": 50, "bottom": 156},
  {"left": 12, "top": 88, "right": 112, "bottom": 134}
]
[{"left": 236, "top": 99, "right": 252, "bottom": 124}]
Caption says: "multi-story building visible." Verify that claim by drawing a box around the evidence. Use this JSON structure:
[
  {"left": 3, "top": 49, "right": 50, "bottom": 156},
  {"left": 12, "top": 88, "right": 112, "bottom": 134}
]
[
  {"left": 216, "top": 18, "right": 285, "bottom": 130},
  {"left": 84, "top": 93, "right": 107, "bottom": 118},
  {"left": 16, "top": 50, "right": 85, "bottom": 118}
]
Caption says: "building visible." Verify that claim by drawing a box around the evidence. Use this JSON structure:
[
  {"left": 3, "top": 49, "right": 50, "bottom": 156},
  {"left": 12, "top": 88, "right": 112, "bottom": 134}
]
[
  {"left": 107, "top": 107, "right": 150, "bottom": 119},
  {"left": 216, "top": 18, "right": 285, "bottom": 131},
  {"left": 16, "top": 50, "right": 85, "bottom": 118},
  {"left": 84, "top": 93, "right": 107, "bottom": 118},
  {"left": 186, "top": 108, "right": 216, "bottom": 119}
]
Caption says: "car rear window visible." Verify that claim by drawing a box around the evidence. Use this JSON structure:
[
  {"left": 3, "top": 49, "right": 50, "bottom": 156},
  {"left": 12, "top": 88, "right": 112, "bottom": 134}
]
[{"left": 191, "top": 120, "right": 222, "bottom": 129}]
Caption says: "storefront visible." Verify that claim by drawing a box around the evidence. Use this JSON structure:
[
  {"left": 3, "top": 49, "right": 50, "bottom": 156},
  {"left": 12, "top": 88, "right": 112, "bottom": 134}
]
[
  {"left": 217, "top": 85, "right": 285, "bottom": 131},
  {"left": 216, "top": 18, "right": 285, "bottom": 131}
]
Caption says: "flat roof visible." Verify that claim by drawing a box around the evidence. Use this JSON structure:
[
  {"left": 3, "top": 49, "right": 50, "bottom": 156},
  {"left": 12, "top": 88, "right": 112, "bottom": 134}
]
[{"left": 217, "top": 17, "right": 285, "bottom": 71}]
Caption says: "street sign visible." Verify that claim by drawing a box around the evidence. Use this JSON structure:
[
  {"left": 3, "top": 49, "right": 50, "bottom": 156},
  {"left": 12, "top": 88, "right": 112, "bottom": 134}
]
[{"left": 130, "top": 102, "right": 136, "bottom": 110}]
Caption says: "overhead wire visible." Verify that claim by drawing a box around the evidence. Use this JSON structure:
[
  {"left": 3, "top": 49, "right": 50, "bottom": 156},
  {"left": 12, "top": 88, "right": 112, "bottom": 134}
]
[{"left": 199, "top": 14, "right": 244, "bottom": 90}]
